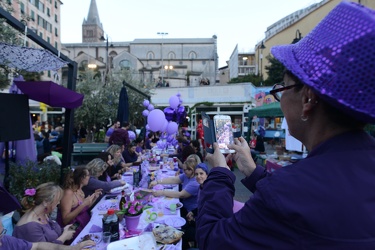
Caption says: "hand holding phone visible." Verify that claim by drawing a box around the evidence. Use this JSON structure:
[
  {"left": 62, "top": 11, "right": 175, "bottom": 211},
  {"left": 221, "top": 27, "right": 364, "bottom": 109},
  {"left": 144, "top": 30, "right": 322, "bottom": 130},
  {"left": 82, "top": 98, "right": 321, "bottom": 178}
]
[{"left": 69, "top": 221, "right": 80, "bottom": 231}]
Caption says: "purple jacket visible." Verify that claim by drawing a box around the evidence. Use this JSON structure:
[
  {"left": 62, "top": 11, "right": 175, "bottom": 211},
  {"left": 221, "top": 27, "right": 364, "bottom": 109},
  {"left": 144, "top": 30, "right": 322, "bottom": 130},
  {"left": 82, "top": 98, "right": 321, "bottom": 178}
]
[
  {"left": 197, "top": 130, "right": 375, "bottom": 249},
  {"left": 0, "top": 235, "right": 32, "bottom": 250},
  {"left": 82, "top": 177, "right": 123, "bottom": 197}
]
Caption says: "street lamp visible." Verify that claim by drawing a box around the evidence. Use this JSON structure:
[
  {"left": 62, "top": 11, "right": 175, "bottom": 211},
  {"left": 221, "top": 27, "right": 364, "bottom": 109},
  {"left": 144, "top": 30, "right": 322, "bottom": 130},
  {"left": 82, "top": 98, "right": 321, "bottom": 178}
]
[
  {"left": 164, "top": 65, "right": 173, "bottom": 78},
  {"left": 292, "top": 29, "right": 302, "bottom": 44},
  {"left": 157, "top": 32, "right": 168, "bottom": 84},
  {"left": 100, "top": 34, "right": 109, "bottom": 82},
  {"left": 259, "top": 41, "right": 266, "bottom": 85}
]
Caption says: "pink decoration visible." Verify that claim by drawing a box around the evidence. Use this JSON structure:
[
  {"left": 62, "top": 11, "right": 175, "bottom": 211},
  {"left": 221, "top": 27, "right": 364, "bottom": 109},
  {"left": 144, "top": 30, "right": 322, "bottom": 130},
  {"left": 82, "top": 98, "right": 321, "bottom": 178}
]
[{"left": 24, "top": 188, "right": 36, "bottom": 196}]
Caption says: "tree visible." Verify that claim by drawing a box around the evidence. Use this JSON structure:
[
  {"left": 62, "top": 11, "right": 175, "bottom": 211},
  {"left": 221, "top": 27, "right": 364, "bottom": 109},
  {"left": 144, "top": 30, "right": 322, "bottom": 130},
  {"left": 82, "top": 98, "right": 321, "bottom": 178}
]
[
  {"left": 228, "top": 74, "right": 263, "bottom": 86},
  {"left": 264, "top": 55, "right": 285, "bottom": 86},
  {"left": 74, "top": 68, "right": 152, "bottom": 134}
]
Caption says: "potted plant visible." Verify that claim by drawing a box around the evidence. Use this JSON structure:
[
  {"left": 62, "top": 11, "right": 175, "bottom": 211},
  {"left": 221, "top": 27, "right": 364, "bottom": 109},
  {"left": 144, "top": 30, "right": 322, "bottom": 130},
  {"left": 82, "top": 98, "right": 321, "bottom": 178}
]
[{"left": 117, "top": 200, "right": 144, "bottom": 230}]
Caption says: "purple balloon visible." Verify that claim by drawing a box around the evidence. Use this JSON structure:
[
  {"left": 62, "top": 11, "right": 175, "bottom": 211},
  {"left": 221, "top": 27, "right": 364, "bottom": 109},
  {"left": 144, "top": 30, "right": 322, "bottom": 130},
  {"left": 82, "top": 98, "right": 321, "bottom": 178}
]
[
  {"left": 177, "top": 105, "right": 186, "bottom": 124},
  {"left": 147, "top": 109, "right": 166, "bottom": 132},
  {"left": 169, "top": 95, "right": 180, "bottom": 109},
  {"left": 142, "top": 109, "right": 149, "bottom": 117},
  {"left": 179, "top": 98, "right": 183, "bottom": 105},
  {"left": 167, "top": 121, "right": 178, "bottom": 135},
  {"left": 143, "top": 99, "right": 150, "bottom": 107},
  {"left": 161, "top": 119, "right": 169, "bottom": 132},
  {"left": 147, "top": 104, "right": 154, "bottom": 111},
  {"left": 146, "top": 124, "right": 150, "bottom": 130},
  {"left": 164, "top": 107, "right": 175, "bottom": 122},
  {"left": 128, "top": 130, "right": 136, "bottom": 140}
]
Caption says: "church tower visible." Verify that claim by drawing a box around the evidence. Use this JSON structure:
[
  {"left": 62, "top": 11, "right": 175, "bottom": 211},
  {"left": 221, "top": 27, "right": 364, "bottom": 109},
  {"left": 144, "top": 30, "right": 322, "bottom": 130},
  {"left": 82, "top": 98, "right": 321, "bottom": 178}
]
[{"left": 82, "top": 0, "right": 104, "bottom": 43}]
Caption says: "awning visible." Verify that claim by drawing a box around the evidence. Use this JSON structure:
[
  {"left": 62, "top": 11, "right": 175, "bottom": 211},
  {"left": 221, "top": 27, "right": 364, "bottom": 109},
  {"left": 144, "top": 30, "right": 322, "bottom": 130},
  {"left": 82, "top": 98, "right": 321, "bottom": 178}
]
[
  {"left": 248, "top": 102, "right": 284, "bottom": 118},
  {"left": 14, "top": 80, "right": 84, "bottom": 109}
]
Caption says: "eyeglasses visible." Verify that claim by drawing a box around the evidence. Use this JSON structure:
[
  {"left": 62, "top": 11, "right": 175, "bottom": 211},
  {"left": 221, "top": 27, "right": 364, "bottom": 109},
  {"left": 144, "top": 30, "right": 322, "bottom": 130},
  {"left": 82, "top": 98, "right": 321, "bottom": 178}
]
[
  {"left": 270, "top": 82, "right": 302, "bottom": 102},
  {"left": 0, "top": 228, "right": 7, "bottom": 237}
]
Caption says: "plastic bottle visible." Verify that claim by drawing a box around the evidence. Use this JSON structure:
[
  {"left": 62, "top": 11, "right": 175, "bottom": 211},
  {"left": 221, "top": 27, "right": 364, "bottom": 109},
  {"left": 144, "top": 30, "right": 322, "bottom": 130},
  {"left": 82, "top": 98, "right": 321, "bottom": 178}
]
[{"left": 102, "top": 209, "right": 119, "bottom": 242}]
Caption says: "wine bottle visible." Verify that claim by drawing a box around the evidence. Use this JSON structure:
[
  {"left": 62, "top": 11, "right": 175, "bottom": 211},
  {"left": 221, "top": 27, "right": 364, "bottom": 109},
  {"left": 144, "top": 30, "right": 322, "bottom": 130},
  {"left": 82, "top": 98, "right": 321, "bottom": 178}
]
[{"left": 119, "top": 190, "right": 126, "bottom": 210}]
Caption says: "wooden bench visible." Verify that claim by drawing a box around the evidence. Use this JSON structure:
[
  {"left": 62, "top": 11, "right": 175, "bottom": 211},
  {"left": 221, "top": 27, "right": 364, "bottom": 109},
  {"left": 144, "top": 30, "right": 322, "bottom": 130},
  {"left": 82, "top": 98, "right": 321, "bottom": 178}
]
[{"left": 71, "top": 143, "right": 108, "bottom": 165}]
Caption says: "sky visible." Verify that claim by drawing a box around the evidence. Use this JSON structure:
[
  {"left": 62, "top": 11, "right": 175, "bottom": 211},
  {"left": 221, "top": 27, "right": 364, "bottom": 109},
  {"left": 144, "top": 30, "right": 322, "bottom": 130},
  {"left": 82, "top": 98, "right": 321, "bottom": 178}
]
[{"left": 60, "top": 0, "right": 322, "bottom": 67}]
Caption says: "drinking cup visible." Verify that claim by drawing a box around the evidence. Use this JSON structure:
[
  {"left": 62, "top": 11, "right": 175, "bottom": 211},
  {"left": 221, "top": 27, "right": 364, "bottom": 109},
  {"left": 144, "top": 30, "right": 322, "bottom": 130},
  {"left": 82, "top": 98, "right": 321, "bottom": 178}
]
[
  {"left": 170, "top": 203, "right": 177, "bottom": 215},
  {"left": 102, "top": 231, "right": 111, "bottom": 245}
]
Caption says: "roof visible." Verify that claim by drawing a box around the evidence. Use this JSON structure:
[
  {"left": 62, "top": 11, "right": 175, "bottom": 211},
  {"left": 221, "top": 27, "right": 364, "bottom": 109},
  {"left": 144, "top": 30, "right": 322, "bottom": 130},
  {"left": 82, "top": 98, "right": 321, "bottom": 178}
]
[
  {"left": 248, "top": 102, "right": 284, "bottom": 118},
  {"left": 83, "top": 0, "right": 103, "bottom": 28}
]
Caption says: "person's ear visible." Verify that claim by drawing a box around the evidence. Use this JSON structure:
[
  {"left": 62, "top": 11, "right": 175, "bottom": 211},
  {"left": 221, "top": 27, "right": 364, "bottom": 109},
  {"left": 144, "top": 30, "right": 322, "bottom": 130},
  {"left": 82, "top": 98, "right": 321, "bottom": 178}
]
[{"left": 302, "top": 88, "right": 319, "bottom": 114}]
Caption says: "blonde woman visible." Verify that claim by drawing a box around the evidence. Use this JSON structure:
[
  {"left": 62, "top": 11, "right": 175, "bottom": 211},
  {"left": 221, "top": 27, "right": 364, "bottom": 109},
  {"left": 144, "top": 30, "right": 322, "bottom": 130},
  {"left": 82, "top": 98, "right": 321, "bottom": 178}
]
[
  {"left": 13, "top": 183, "right": 74, "bottom": 244},
  {"left": 150, "top": 157, "right": 200, "bottom": 215},
  {"left": 106, "top": 144, "right": 132, "bottom": 174},
  {"left": 82, "top": 158, "right": 125, "bottom": 197}
]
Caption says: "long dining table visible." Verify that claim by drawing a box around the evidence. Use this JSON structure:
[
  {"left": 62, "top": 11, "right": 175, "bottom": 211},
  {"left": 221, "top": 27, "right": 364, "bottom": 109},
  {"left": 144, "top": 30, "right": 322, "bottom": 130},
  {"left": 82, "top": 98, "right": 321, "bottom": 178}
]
[{"left": 71, "top": 161, "right": 184, "bottom": 250}]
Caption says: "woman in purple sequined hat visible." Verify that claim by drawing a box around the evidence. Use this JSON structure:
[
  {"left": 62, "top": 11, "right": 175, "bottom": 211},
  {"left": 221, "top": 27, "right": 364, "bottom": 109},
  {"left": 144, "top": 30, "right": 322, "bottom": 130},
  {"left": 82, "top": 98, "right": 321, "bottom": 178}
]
[{"left": 196, "top": 2, "right": 375, "bottom": 249}]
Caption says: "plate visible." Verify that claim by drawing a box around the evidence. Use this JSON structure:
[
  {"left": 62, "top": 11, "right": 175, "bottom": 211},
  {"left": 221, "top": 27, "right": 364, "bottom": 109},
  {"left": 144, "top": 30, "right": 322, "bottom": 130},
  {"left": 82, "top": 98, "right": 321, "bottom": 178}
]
[
  {"left": 165, "top": 202, "right": 183, "bottom": 210},
  {"left": 76, "top": 233, "right": 102, "bottom": 245},
  {"left": 110, "top": 184, "right": 130, "bottom": 194},
  {"left": 96, "top": 200, "right": 117, "bottom": 211},
  {"left": 164, "top": 217, "right": 186, "bottom": 228},
  {"left": 107, "top": 232, "right": 157, "bottom": 250}
]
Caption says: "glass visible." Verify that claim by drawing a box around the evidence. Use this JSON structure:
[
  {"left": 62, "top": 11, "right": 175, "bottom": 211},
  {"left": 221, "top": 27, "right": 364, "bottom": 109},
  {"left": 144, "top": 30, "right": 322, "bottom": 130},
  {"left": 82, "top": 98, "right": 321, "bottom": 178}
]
[
  {"left": 102, "top": 231, "right": 111, "bottom": 246},
  {"left": 270, "top": 82, "right": 302, "bottom": 102}
]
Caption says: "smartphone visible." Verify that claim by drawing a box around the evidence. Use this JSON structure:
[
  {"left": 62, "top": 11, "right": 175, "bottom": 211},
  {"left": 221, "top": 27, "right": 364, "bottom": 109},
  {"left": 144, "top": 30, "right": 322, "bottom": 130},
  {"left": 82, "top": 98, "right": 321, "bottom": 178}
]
[
  {"left": 201, "top": 112, "right": 215, "bottom": 154},
  {"left": 70, "top": 221, "right": 80, "bottom": 230},
  {"left": 213, "top": 115, "right": 235, "bottom": 154}
]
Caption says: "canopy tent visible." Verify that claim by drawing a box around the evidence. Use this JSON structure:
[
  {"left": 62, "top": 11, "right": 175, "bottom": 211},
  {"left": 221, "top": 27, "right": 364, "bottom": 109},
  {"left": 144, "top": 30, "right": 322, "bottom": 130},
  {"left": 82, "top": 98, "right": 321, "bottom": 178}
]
[{"left": 248, "top": 102, "right": 284, "bottom": 118}]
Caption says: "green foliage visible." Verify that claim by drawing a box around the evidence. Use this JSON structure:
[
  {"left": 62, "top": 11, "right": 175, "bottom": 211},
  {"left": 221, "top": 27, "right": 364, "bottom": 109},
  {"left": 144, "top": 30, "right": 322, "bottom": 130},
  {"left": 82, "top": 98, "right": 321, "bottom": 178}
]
[
  {"left": 8, "top": 160, "right": 62, "bottom": 202},
  {"left": 74, "top": 68, "right": 153, "bottom": 132},
  {"left": 228, "top": 74, "right": 264, "bottom": 86},
  {"left": 264, "top": 55, "right": 285, "bottom": 86}
]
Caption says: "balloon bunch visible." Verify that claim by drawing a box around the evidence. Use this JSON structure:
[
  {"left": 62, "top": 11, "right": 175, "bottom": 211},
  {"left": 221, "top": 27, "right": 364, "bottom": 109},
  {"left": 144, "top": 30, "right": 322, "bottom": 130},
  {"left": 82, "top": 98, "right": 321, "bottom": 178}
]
[
  {"left": 163, "top": 93, "right": 187, "bottom": 125},
  {"left": 141, "top": 99, "right": 180, "bottom": 135}
]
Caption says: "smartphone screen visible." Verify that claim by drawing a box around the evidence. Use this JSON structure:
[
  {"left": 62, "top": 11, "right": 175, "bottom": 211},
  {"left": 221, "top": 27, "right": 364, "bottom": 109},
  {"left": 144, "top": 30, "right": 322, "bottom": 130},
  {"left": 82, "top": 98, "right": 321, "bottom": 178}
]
[
  {"left": 213, "top": 115, "right": 234, "bottom": 153},
  {"left": 201, "top": 112, "right": 216, "bottom": 154}
]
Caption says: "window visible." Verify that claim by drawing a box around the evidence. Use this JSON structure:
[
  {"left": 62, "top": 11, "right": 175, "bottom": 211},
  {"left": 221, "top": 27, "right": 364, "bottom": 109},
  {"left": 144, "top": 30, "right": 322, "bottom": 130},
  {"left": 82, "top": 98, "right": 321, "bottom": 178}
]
[
  {"left": 20, "top": 2, "right": 25, "bottom": 14},
  {"left": 54, "top": 42, "right": 58, "bottom": 49},
  {"left": 47, "top": 37, "right": 50, "bottom": 44},
  {"left": 29, "top": 0, "right": 35, "bottom": 5},
  {"left": 86, "top": 30, "right": 93, "bottom": 37},
  {"left": 38, "top": 2, "right": 44, "bottom": 12},
  {"left": 48, "top": 71, "right": 51, "bottom": 77},
  {"left": 55, "top": 0, "right": 57, "bottom": 8},
  {"left": 168, "top": 52, "right": 176, "bottom": 60},
  {"left": 7, "top": 0, "right": 12, "bottom": 5},
  {"left": 39, "top": 32, "right": 43, "bottom": 38},
  {"left": 119, "top": 60, "right": 131, "bottom": 70},
  {"left": 31, "top": 11, "right": 35, "bottom": 21},
  {"left": 55, "top": 27, "right": 58, "bottom": 37},
  {"left": 189, "top": 51, "right": 197, "bottom": 59},
  {"left": 147, "top": 52, "right": 154, "bottom": 60},
  {"left": 54, "top": 14, "right": 58, "bottom": 23},
  {"left": 47, "top": 7, "right": 50, "bottom": 16},
  {"left": 37, "top": 15, "right": 43, "bottom": 26}
]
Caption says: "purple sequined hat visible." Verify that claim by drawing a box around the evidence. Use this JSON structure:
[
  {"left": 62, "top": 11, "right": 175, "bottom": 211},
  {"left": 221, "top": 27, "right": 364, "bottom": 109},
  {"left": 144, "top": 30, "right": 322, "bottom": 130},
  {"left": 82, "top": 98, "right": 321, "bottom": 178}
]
[{"left": 271, "top": 1, "right": 375, "bottom": 123}]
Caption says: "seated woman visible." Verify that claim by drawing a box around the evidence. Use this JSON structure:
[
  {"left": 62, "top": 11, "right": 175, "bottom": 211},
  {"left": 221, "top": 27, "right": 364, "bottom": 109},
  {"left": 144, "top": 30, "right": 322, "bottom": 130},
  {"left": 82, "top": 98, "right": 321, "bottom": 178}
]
[
  {"left": 122, "top": 142, "right": 141, "bottom": 164},
  {"left": 82, "top": 158, "right": 126, "bottom": 198},
  {"left": 182, "top": 163, "right": 209, "bottom": 249},
  {"left": 106, "top": 144, "right": 132, "bottom": 174},
  {"left": 13, "top": 182, "right": 75, "bottom": 244},
  {"left": 57, "top": 166, "right": 101, "bottom": 243},
  {"left": 134, "top": 137, "right": 145, "bottom": 154},
  {"left": 97, "top": 152, "right": 121, "bottom": 182},
  {"left": 150, "top": 157, "right": 200, "bottom": 216}
]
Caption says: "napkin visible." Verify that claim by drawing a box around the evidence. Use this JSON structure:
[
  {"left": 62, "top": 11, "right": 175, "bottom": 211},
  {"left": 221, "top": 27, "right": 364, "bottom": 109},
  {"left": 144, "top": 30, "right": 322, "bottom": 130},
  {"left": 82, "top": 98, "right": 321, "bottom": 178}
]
[{"left": 89, "top": 224, "right": 102, "bottom": 233}]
